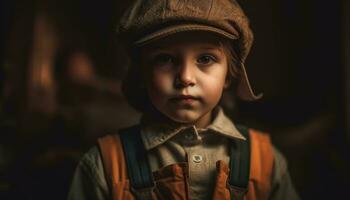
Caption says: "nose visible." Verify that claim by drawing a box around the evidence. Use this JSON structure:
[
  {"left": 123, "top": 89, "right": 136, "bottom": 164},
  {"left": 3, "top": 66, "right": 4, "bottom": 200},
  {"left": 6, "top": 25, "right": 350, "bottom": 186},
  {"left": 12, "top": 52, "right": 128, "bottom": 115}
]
[{"left": 175, "top": 61, "right": 196, "bottom": 88}]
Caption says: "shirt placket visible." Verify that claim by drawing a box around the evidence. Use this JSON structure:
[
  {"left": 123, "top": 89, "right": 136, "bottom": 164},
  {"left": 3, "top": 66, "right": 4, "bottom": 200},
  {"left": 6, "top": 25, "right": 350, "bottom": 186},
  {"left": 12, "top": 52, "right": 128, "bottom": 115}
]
[{"left": 181, "top": 126, "right": 212, "bottom": 200}]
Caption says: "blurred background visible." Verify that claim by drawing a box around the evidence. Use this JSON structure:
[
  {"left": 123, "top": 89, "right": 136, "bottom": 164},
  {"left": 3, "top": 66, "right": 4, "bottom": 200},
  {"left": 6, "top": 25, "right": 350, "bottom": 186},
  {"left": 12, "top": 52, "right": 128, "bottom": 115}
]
[{"left": 0, "top": 0, "right": 349, "bottom": 199}]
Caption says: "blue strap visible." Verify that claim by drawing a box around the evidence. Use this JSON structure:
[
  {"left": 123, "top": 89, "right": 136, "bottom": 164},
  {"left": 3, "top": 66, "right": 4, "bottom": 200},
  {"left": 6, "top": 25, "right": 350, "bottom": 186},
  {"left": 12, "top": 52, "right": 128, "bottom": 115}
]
[
  {"left": 228, "top": 125, "right": 251, "bottom": 199},
  {"left": 119, "top": 125, "right": 154, "bottom": 192}
]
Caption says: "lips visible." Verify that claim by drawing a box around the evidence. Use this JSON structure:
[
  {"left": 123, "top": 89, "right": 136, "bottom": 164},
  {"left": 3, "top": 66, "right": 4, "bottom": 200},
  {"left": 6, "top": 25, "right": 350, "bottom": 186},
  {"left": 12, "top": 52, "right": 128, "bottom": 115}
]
[{"left": 170, "top": 95, "right": 200, "bottom": 103}]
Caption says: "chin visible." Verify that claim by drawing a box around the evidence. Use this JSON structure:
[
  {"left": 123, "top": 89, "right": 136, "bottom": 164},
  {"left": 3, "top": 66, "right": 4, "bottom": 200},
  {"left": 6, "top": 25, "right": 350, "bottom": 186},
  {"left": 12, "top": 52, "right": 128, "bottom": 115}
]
[{"left": 166, "top": 110, "right": 199, "bottom": 124}]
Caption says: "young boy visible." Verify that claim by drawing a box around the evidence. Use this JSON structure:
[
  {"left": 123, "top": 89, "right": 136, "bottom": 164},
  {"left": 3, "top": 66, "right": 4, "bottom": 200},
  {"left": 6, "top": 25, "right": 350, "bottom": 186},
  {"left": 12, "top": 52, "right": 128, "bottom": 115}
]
[{"left": 68, "top": 0, "right": 299, "bottom": 199}]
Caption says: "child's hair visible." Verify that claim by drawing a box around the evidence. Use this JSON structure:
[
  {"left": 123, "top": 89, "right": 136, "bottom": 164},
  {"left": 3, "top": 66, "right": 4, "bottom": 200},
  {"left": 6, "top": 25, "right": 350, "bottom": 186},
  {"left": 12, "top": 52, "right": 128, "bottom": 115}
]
[{"left": 121, "top": 36, "right": 241, "bottom": 113}]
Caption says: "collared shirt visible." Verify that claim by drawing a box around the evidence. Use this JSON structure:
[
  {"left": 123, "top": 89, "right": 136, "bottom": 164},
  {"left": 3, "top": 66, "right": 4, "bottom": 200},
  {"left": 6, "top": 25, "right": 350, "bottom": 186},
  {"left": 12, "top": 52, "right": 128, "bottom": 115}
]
[
  {"left": 140, "top": 107, "right": 246, "bottom": 199},
  {"left": 68, "top": 108, "right": 300, "bottom": 200}
]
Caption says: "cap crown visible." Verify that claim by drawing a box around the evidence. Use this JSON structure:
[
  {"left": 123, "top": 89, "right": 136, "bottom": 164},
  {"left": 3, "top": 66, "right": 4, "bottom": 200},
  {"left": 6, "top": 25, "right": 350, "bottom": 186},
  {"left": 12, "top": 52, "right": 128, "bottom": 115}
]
[{"left": 117, "top": 0, "right": 254, "bottom": 63}]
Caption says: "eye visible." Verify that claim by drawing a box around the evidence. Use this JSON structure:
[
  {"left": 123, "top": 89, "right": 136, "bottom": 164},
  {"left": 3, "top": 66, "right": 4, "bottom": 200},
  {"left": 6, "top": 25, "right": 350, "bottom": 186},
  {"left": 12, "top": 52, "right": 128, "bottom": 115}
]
[
  {"left": 152, "top": 54, "right": 175, "bottom": 65},
  {"left": 197, "top": 54, "right": 217, "bottom": 65}
]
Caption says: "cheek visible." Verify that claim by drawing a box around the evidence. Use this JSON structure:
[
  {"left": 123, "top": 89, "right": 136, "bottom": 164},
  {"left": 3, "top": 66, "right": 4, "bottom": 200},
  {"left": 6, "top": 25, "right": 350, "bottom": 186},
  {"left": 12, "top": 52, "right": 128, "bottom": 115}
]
[
  {"left": 201, "top": 70, "right": 228, "bottom": 102},
  {"left": 147, "top": 70, "right": 174, "bottom": 99},
  {"left": 206, "top": 79, "right": 225, "bottom": 99}
]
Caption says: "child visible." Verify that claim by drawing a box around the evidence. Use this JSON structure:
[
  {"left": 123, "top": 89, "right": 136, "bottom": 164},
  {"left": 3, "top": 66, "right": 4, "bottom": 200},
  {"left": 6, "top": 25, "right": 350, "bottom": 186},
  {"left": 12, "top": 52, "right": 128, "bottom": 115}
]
[{"left": 68, "top": 0, "right": 299, "bottom": 199}]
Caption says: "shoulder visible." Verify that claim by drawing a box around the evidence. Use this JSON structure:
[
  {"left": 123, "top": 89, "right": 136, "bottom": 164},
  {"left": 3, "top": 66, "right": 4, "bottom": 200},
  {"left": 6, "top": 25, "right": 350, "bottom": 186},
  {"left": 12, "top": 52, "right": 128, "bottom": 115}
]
[
  {"left": 68, "top": 146, "right": 109, "bottom": 200},
  {"left": 246, "top": 128, "right": 274, "bottom": 181},
  {"left": 247, "top": 128, "right": 271, "bottom": 144},
  {"left": 246, "top": 128, "right": 300, "bottom": 199},
  {"left": 271, "top": 146, "right": 288, "bottom": 181},
  {"left": 246, "top": 128, "right": 288, "bottom": 178},
  {"left": 269, "top": 146, "right": 300, "bottom": 199},
  {"left": 77, "top": 146, "right": 107, "bottom": 186},
  {"left": 80, "top": 146, "right": 101, "bottom": 164},
  {"left": 247, "top": 128, "right": 274, "bottom": 165}
]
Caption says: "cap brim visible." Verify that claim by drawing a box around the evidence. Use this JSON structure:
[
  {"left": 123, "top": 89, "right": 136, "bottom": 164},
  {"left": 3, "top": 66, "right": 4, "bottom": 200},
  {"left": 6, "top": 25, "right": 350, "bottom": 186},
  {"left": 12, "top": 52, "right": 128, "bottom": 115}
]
[
  {"left": 134, "top": 24, "right": 238, "bottom": 46},
  {"left": 237, "top": 63, "right": 263, "bottom": 101}
]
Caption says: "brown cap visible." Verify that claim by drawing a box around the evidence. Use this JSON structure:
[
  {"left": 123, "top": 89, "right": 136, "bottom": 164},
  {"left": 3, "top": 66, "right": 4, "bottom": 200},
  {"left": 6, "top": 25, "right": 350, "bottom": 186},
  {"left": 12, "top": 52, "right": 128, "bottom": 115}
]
[{"left": 117, "top": 0, "right": 262, "bottom": 101}]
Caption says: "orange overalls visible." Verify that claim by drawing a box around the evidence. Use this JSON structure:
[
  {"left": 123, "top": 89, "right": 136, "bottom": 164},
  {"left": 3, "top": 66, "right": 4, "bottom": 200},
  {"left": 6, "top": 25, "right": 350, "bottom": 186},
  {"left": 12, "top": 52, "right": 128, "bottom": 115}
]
[{"left": 98, "top": 127, "right": 273, "bottom": 200}]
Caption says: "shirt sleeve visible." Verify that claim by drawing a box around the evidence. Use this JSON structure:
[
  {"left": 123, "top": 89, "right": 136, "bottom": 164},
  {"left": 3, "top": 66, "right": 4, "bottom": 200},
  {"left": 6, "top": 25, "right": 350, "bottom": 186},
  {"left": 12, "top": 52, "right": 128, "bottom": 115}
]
[
  {"left": 269, "top": 147, "right": 300, "bottom": 200},
  {"left": 67, "top": 146, "right": 109, "bottom": 200}
]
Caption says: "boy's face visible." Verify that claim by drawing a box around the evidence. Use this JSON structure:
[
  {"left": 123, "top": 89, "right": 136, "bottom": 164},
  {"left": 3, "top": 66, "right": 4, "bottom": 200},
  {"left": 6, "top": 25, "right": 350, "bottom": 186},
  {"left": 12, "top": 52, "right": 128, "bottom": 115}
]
[{"left": 140, "top": 32, "right": 229, "bottom": 128}]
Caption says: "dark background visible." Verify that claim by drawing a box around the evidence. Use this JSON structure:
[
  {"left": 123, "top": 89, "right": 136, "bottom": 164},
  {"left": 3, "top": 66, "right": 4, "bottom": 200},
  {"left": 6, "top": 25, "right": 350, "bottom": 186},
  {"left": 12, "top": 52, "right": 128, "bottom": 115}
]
[{"left": 1, "top": 0, "right": 349, "bottom": 199}]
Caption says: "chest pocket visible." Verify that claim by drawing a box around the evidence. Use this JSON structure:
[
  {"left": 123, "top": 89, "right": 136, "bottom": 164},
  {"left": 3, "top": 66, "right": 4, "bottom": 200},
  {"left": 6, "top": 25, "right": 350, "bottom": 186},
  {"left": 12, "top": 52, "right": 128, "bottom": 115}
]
[{"left": 98, "top": 125, "right": 273, "bottom": 200}]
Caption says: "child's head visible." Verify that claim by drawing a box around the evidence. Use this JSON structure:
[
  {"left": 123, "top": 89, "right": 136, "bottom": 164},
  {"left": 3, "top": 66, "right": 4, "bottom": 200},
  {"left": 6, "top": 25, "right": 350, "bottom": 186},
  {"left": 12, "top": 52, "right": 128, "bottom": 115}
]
[{"left": 118, "top": 0, "right": 261, "bottom": 126}]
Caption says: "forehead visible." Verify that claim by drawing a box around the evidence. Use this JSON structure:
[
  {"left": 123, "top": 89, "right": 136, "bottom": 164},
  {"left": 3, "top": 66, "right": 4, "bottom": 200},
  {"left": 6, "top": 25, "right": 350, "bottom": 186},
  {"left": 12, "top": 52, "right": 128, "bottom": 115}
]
[{"left": 139, "top": 31, "right": 228, "bottom": 51}]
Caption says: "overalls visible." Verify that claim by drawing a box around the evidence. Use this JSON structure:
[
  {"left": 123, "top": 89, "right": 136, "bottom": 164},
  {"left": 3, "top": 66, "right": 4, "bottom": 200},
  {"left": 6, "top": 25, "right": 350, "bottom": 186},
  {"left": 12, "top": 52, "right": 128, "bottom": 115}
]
[{"left": 98, "top": 126, "right": 273, "bottom": 200}]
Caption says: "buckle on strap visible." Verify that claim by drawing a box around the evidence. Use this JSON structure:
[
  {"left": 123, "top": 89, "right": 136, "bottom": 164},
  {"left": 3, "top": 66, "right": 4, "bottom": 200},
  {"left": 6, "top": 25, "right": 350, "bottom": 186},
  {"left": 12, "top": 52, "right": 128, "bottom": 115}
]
[
  {"left": 131, "top": 186, "right": 155, "bottom": 200},
  {"left": 227, "top": 183, "right": 248, "bottom": 200}
]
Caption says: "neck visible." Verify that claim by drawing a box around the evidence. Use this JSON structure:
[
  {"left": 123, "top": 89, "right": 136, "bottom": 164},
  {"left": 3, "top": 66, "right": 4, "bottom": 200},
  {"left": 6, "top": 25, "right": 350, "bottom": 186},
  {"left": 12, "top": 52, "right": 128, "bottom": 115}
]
[
  {"left": 192, "top": 111, "right": 212, "bottom": 128},
  {"left": 144, "top": 108, "right": 213, "bottom": 129}
]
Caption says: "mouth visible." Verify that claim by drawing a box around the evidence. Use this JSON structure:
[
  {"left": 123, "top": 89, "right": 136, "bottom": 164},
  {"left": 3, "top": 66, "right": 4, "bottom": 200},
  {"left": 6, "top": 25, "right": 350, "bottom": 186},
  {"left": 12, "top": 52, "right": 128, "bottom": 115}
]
[{"left": 170, "top": 95, "right": 200, "bottom": 103}]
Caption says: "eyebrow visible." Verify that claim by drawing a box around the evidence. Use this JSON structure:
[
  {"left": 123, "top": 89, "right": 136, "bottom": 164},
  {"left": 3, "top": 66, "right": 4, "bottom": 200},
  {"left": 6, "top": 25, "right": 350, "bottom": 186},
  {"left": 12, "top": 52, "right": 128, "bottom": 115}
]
[
  {"left": 195, "top": 45, "right": 225, "bottom": 54},
  {"left": 197, "top": 46, "right": 220, "bottom": 50}
]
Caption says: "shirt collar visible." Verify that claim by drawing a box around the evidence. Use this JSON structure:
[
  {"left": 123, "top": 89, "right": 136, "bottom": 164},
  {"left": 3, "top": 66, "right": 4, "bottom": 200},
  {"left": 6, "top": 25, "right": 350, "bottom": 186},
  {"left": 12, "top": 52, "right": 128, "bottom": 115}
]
[{"left": 140, "top": 107, "right": 246, "bottom": 150}]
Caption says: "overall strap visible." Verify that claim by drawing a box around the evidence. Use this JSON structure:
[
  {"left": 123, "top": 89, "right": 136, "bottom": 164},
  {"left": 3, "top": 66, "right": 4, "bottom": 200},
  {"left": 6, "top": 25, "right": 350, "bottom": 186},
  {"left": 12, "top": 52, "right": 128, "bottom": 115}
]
[
  {"left": 119, "top": 125, "right": 155, "bottom": 200},
  {"left": 247, "top": 129, "right": 274, "bottom": 200},
  {"left": 98, "top": 134, "right": 131, "bottom": 200},
  {"left": 228, "top": 125, "right": 251, "bottom": 200}
]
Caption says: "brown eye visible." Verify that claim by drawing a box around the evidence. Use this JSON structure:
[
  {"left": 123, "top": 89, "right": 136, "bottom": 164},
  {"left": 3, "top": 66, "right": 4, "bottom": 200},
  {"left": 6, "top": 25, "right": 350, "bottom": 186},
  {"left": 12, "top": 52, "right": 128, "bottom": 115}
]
[{"left": 197, "top": 55, "right": 217, "bottom": 65}]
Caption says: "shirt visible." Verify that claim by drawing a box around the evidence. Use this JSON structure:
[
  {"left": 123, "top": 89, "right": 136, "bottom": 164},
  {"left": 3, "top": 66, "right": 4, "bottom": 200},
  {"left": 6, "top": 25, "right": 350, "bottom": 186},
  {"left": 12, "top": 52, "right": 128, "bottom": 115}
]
[{"left": 68, "top": 108, "right": 300, "bottom": 200}]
